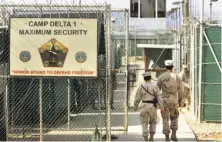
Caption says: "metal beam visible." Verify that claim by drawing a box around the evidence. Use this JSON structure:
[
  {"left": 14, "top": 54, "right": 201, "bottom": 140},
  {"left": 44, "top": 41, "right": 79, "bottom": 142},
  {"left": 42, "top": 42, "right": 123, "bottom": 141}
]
[{"left": 137, "top": 44, "right": 176, "bottom": 49}]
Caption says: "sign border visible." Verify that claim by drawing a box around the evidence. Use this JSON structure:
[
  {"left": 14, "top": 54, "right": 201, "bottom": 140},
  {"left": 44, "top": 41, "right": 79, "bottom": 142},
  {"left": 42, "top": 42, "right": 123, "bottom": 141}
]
[{"left": 9, "top": 17, "right": 99, "bottom": 78}]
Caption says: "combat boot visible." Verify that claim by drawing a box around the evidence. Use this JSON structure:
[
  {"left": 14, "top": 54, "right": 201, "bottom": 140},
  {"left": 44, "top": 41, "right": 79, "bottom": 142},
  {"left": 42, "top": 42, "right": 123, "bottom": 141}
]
[
  {"left": 143, "top": 136, "right": 148, "bottom": 142},
  {"left": 165, "top": 134, "right": 170, "bottom": 141},
  {"left": 171, "top": 130, "right": 178, "bottom": 141},
  {"left": 149, "top": 133, "right": 154, "bottom": 141}
]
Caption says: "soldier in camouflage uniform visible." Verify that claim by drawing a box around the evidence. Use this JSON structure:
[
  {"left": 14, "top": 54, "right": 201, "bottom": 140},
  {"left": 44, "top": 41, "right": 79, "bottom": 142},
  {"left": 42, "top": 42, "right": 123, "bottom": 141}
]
[
  {"left": 157, "top": 60, "right": 183, "bottom": 141},
  {"left": 134, "top": 72, "right": 165, "bottom": 141},
  {"left": 178, "top": 64, "right": 191, "bottom": 111}
]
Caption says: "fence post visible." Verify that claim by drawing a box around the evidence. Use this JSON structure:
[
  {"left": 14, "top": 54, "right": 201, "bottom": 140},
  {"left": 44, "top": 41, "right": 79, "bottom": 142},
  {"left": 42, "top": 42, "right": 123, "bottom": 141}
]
[
  {"left": 67, "top": 79, "right": 70, "bottom": 129},
  {"left": 124, "top": 9, "right": 129, "bottom": 132},
  {"left": 5, "top": 81, "right": 8, "bottom": 141},
  {"left": 198, "top": 0, "right": 204, "bottom": 123},
  {"left": 194, "top": 25, "right": 198, "bottom": 119},
  {"left": 105, "top": 4, "right": 111, "bottom": 142},
  {"left": 39, "top": 79, "right": 43, "bottom": 141},
  {"left": 190, "top": 25, "right": 195, "bottom": 116}
]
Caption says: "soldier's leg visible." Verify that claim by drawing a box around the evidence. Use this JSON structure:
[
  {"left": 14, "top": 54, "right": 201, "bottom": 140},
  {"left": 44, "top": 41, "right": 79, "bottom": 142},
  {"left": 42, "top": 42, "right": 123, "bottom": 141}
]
[
  {"left": 186, "top": 90, "right": 191, "bottom": 110},
  {"left": 162, "top": 107, "right": 170, "bottom": 141},
  {"left": 140, "top": 111, "right": 149, "bottom": 141},
  {"left": 148, "top": 108, "right": 157, "bottom": 141},
  {"left": 169, "top": 106, "right": 179, "bottom": 141}
]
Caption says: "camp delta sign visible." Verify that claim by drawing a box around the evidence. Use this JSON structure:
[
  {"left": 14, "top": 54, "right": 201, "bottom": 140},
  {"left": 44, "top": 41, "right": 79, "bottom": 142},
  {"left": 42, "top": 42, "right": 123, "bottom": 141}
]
[{"left": 10, "top": 18, "right": 98, "bottom": 77}]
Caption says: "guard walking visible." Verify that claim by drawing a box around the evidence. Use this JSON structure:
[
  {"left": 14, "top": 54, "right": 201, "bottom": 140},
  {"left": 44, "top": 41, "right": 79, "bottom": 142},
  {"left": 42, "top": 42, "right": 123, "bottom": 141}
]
[
  {"left": 178, "top": 64, "right": 191, "bottom": 111},
  {"left": 134, "top": 72, "right": 165, "bottom": 141},
  {"left": 157, "top": 60, "right": 183, "bottom": 141}
]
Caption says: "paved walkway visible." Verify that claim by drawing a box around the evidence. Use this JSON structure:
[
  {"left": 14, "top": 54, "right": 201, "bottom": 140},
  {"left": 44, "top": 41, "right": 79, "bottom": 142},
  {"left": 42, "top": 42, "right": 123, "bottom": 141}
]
[{"left": 114, "top": 110, "right": 196, "bottom": 141}]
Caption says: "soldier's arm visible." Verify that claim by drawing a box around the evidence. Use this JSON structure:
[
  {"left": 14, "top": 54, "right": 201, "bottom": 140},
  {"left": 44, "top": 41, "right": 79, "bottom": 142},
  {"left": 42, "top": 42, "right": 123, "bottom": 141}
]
[
  {"left": 179, "top": 72, "right": 190, "bottom": 89},
  {"left": 178, "top": 72, "right": 183, "bottom": 81},
  {"left": 134, "top": 86, "right": 142, "bottom": 109},
  {"left": 155, "top": 86, "right": 164, "bottom": 111},
  {"left": 182, "top": 82, "right": 190, "bottom": 89},
  {"left": 156, "top": 78, "right": 162, "bottom": 90}
]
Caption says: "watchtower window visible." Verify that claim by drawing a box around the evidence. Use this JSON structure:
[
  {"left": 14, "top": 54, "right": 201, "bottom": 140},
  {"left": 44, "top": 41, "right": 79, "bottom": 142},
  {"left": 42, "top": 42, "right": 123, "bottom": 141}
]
[{"left": 130, "top": 0, "right": 166, "bottom": 18}]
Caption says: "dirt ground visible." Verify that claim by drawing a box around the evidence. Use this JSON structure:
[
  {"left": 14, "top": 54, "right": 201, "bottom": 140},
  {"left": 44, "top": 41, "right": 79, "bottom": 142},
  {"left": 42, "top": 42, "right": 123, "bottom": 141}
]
[{"left": 184, "top": 110, "right": 222, "bottom": 141}]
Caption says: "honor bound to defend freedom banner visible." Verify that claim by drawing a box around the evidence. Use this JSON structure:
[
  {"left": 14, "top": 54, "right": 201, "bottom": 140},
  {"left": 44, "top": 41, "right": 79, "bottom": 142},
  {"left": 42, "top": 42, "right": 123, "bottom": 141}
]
[{"left": 10, "top": 18, "right": 98, "bottom": 77}]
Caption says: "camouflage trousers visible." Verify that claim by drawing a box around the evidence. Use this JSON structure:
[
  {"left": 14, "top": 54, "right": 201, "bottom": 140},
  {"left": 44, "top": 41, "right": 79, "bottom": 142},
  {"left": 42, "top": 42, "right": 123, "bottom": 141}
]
[
  {"left": 139, "top": 106, "right": 157, "bottom": 137},
  {"left": 181, "top": 88, "right": 191, "bottom": 109},
  {"left": 161, "top": 101, "right": 179, "bottom": 135}
]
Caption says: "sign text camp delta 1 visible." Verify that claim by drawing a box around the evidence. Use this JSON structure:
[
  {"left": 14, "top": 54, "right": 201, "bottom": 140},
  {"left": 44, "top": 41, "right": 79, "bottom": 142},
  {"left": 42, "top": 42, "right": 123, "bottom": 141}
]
[{"left": 19, "top": 20, "right": 88, "bottom": 35}]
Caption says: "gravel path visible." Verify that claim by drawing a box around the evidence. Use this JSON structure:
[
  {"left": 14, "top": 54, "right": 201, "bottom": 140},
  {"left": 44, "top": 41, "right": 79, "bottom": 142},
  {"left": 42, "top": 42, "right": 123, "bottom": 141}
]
[{"left": 184, "top": 111, "right": 221, "bottom": 141}]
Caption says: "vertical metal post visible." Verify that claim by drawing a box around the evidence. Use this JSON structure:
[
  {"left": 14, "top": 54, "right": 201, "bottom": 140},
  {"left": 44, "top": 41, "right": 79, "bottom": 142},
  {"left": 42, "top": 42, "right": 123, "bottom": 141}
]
[
  {"left": 184, "top": 0, "right": 189, "bottom": 63},
  {"left": 5, "top": 83, "right": 8, "bottom": 141},
  {"left": 194, "top": 25, "right": 198, "bottom": 119},
  {"left": 98, "top": 79, "right": 102, "bottom": 131},
  {"left": 67, "top": 79, "right": 70, "bottom": 129},
  {"left": 39, "top": 79, "right": 43, "bottom": 141},
  {"left": 176, "top": 9, "right": 180, "bottom": 72},
  {"left": 105, "top": 5, "right": 111, "bottom": 142},
  {"left": 198, "top": 0, "right": 204, "bottom": 123},
  {"left": 124, "top": 9, "right": 129, "bottom": 131},
  {"left": 178, "top": 33, "right": 181, "bottom": 72},
  {"left": 138, "top": 0, "right": 141, "bottom": 18},
  {"left": 210, "top": 0, "right": 212, "bottom": 23},
  {"left": 176, "top": 9, "right": 178, "bottom": 30},
  {"left": 190, "top": 25, "right": 195, "bottom": 116},
  {"left": 155, "top": 0, "right": 158, "bottom": 18},
  {"left": 177, "top": 32, "right": 180, "bottom": 73}
]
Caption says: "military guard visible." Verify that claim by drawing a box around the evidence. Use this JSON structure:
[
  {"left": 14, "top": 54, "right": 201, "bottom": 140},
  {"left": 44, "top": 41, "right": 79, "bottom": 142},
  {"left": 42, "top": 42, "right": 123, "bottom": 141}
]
[
  {"left": 134, "top": 72, "right": 165, "bottom": 141},
  {"left": 157, "top": 60, "right": 183, "bottom": 141}
]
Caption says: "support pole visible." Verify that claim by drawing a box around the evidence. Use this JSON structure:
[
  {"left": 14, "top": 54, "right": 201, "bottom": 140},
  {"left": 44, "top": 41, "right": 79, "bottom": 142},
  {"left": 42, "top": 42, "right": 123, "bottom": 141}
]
[
  {"left": 190, "top": 25, "right": 195, "bottom": 116},
  {"left": 39, "top": 79, "right": 43, "bottom": 141},
  {"left": 4, "top": 83, "right": 8, "bottom": 141},
  {"left": 198, "top": 0, "right": 204, "bottom": 123},
  {"left": 106, "top": 5, "right": 111, "bottom": 142},
  {"left": 67, "top": 79, "right": 70, "bottom": 129},
  {"left": 155, "top": 0, "right": 158, "bottom": 18},
  {"left": 124, "top": 9, "right": 129, "bottom": 131}
]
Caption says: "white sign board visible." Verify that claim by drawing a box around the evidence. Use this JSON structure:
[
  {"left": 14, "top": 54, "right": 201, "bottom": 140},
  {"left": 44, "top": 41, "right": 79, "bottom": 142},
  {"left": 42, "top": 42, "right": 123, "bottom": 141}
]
[{"left": 10, "top": 18, "right": 98, "bottom": 77}]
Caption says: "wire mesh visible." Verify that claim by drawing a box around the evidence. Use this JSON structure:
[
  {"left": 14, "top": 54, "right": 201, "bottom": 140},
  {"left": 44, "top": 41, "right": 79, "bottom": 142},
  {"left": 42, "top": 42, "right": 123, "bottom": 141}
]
[
  {"left": 109, "top": 10, "right": 128, "bottom": 131},
  {"left": 189, "top": 24, "right": 222, "bottom": 122}
]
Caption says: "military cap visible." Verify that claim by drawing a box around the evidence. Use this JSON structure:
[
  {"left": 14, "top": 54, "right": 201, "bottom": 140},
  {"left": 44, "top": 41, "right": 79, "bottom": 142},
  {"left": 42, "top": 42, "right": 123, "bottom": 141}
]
[
  {"left": 165, "top": 60, "right": 174, "bottom": 66},
  {"left": 142, "top": 72, "right": 151, "bottom": 77}
]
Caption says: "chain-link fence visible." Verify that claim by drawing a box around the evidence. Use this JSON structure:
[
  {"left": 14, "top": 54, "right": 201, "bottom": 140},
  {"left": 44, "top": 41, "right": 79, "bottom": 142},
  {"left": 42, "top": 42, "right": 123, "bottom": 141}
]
[
  {"left": 189, "top": 24, "right": 222, "bottom": 122},
  {"left": 0, "top": 2, "right": 129, "bottom": 141}
]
